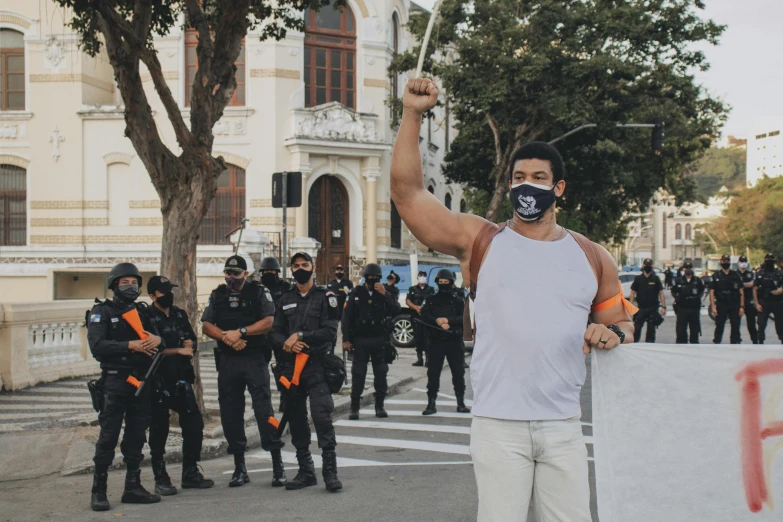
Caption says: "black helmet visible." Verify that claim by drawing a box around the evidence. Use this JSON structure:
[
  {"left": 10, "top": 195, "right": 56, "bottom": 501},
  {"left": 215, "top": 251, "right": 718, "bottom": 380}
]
[
  {"left": 435, "top": 268, "right": 455, "bottom": 283},
  {"left": 107, "top": 262, "right": 142, "bottom": 289},
  {"left": 260, "top": 257, "right": 282, "bottom": 272},
  {"left": 363, "top": 263, "right": 383, "bottom": 277}
]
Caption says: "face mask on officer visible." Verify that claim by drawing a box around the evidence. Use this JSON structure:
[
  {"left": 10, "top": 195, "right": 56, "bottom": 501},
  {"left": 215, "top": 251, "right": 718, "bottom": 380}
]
[
  {"left": 116, "top": 282, "right": 140, "bottom": 304},
  {"left": 643, "top": 264, "right": 653, "bottom": 274},
  {"left": 738, "top": 262, "right": 749, "bottom": 270},
  {"left": 684, "top": 269, "right": 694, "bottom": 277},
  {"left": 261, "top": 272, "right": 278, "bottom": 287},
  {"left": 765, "top": 259, "right": 776, "bottom": 271},
  {"left": 293, "top": 268, "right": 313, "bottom": 284},
  {"left": 156, "top": 292, "right": 174, "bottom": 309},
  {"left": 366, "top": 277, "right": 380, "bottom": 288},
  {"left": 721, "top": 262, "right": 731, "bottom": 270},
  {"left": 225, "top": 269, "right": 245, "bottom": 291},
  {"left": 418, "top": 276, "right": 427, "bottom": 285},
  {"left": 438, "top": 283, "right": 452, "bottom": 293},
  {"left": 335, "top": 271, "right": 344, "bottom": 280}
]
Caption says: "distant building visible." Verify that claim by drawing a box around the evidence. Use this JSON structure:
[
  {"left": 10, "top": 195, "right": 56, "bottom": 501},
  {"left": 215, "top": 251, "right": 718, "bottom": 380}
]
[
  {"left": 747, "top": 126, "right": 783, "bottom": 186},
  {"left": 726, "top": 135, "right": 747, "bottom": 150}
]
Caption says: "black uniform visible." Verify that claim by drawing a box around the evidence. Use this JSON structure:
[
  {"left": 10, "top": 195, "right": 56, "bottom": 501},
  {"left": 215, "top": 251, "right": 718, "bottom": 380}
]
[
  {"left": 754, "top": 268, "right": 783, "bottom": 343},
  {"left": 631, "top": 273, "right": 664, "bottom": 342},
  {"left": 327, "top": 277, "right": 354, "bottom": 311},
  {"left": 146, "top": 305, "right": 203, "bottom": 466},
  {"left": 671, "top": 276, "right": 705, "bottom": 344},
  {"left": 342, "top": 285, "right": 401, "bottom": 400},
  {"left": 420, "top": 290, "right": 466, "bottom": 399},
  {"left": 269, "top": 286, "right": 340, "bottom": 451},
  {"left": 739, "top": 269, "right": 759, "bottom": 344},
  {"left": 201, "top": 281, "right": 283, "bottom": 455},
  {"left": 265, "top": 277, "right": 293, "bottom": 410},
  {"left": 407, "top": 283, "right": 436, "bottom": 360},
  {"left": 384, "top": 282, "right": 401, "bottom": 301},
  {"left": 88, "top": 299, "right": 155, "bottom": 470},
  {"left": 710, "top": 269, "right": 743, "bottom": 344}
]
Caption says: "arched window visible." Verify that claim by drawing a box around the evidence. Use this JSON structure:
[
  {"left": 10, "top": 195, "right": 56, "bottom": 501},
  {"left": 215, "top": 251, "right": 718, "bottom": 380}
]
[
  {"left": 445, "top": 193, "right": 452, "bottom": 210},
  {"left": 199, "top": 165, "right": 245, "bottom": 244},
  {"left": 185, "top": 29, "right": 245, "bottom": 107},
  {"left": 427, "top": 185, "right": 435, "bottom": 194},
  {"left": 390, "top": 199, "right": 401, "bottom": 249},
  {"left": 685, "top": 224, "right": 691, "bottom": 240},
  {"left": 304, "top": 2, "right": 356, "bottom": 108},
  {"left": 675, "top": 224, "right": 682, "bottom": 240},
  {"left": 0, "top": 164, "right": 26, "bottom": 245},
  {"left": 460, "top": 199, "right": 467, "bottom": 213},
  {"left": 0, "top": 29, "right": 25, "bottom": 110}
]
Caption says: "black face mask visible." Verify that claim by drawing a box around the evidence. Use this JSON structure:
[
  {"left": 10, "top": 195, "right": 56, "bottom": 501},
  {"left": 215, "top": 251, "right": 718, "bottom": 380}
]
[
  {"left": 643, "top": 265, "right": 653, "bottom": 274},
  {"left": 366, "top": 278, "right": 380, "bottom": 288},
  {"left": 116, "top": 284, "right": 140, "bottom": 304},
  {"left": 156, "top": 292, "right": 174, "bottom": 309},
  {"left": 765, "top": 260, "right": 776, "bottom": 271},
  {"left": 261, "top": 273, "right": 278, "bottom": 287},
  {"left": 335, "top": 272, "right": 344, "bottom": 280},
  {"left": 684, "top": 269, "right": 694, "bottom": 277},
  {"left": 438, "top": 283, "right": 452, "bottom": 293},
  {"left": 293, "top": 269, "right": 313, "bottom": 284},
  {"left": 225, "top": 276, "right": 245, "bottom": 292},
  {"left": 721, "top": 262, "right": 731, "bottom": 270},
  {"left": 509, "top": 182, "right": 557, "bottom": 222}
]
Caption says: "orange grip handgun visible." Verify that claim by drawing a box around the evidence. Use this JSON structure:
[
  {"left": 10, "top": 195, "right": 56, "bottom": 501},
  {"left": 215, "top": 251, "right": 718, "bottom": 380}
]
[
  {"left": 121, "top": 308, "right": 150, "bottom": 340},
  {"left": 274, "top": 351, "right": 310, "bottom": 436}
]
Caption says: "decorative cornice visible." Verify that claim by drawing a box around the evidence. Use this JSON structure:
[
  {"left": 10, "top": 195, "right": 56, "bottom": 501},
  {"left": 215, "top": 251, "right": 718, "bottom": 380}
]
[
  {"left": 30, "top": 200, "right": 108, "bottom": 210},
  {"left": 29, "top": 74, "right": 114, "bottom": 93},
  {"left": 0, "top": 14, "right": 32, "bottom": 29},
  {"left": 0, "top": 153, "right": 30, "bottom": 168},
  {"left": 129, "top": 200, "right": 160, "bottom": 209},
  {"left": 250, "top": 68, "right": 300, "bottom": 80},
  {"left": 363, "top": 78, "right": 389, "bottom": 89}
]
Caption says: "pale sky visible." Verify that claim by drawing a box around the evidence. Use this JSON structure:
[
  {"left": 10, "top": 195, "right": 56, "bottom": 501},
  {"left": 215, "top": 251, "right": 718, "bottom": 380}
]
[{"left": 412, "top": 0, "right": 783, "bottom": 139}]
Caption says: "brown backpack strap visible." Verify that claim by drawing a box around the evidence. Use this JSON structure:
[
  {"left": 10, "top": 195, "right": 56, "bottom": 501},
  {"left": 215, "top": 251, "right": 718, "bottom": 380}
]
[
  {"left": 567, "top": 229, "right": 604, "bottom": 303},
  {"left": 468, "top": 221, "right": 507, "bottom": 300}
]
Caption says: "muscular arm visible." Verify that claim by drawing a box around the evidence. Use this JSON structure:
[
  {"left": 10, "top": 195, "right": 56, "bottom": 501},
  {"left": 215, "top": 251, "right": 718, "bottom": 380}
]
[
  {"left": 391, "top": 79, "right": 487, "bottom": 260},
  {"left": 201, "top": 322, "right": 224, "bottom": 342},
  {"left": 589, "top": 249, "right": 633, "bottom": 343},
  {"left": 245, "top": 316, "right": 274, "bottom": 336}
]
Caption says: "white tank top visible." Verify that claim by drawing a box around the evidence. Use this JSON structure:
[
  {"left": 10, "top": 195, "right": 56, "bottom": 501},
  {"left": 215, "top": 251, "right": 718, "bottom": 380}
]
[{"left": 470, "top": 228, "right": 597, "bottom": 420}]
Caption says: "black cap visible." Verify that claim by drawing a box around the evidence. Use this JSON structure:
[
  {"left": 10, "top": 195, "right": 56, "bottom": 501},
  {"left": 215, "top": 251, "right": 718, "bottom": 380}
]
[
  {"left": 291, "top": 252, "right": 313, "bottom": 265},
  {"left": 765, "top": 252, "right": 776, "bottom": 260},
  {"left": 147, "top": 275, "right": 178, "bottom": 295},
  {"left": 643, "top": 258, "right": 653, "bottom": 265},
  {"left": 683, "top": 262, "right": 693, "bottom": 269},
  {"left": 739, "top": 255, "right": 748, "bottom": 262},
  {"left": 721, "top": 254, "right": 730, "bottom": 262},
  {"left": 224, "top": 255, "right": 248, "bottom": 271},
  {"left": 334, "top": 265, "right": 344, "bottom": 270},
  {"left": 418, "top": 270, "right": 427, "bottom": 277}
]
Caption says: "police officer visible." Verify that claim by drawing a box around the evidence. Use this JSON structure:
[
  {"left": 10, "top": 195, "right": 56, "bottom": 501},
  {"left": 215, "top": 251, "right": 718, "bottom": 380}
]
[
  {"left": 384, "top": 270, "right": 401, "bottom": 301},
  {"left": 709, "top": 254, "right": 745, "bottom": 344},
  {"left": 270, "top": 252, "right": 343, "bottom": 492},
  {"left": 630, "top": 259, "right": 666, "bottom": 342},
  {"left": 738, "top": 255, "right": 759, "bottom": 344},
  {"left": 753, "top": 253, "right": 783, "bottom": 344},
  {"left": 407, "top": 270, "right": 435, "bottom": 366},
  {"left": 146, "top": 276, "right": 213, "bottom": 496},
  {"left": 420, "top": 269, "right": 470, "bottom": 415},
  {"left": 664, "top": 267, "right": 673, "bottom": 290},
  {"left": 343, "top": 264, "right": 402, "bottom": 420},
  {"left": 201, "top": 255, "right": 286, "bottom": 489},
  {"left": 327, "top": 264, "right": 353, "bottom": 310},
  {"left": 258, "top": 256, "right": 292, "bottom": 412},
  {"left": 671, "top": 262, "right": 705, "bottom": 344},
  {"left": 87, "top": 263, "right": 162, "bottom": 511}
]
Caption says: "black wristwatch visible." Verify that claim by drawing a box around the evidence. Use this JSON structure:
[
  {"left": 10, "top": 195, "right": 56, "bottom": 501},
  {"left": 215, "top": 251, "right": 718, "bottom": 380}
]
[
  {"left": 239, "top": 327, "right": 247, "bottom": 338},
  {"left": 607, "top": 324, "right": 625, "bottom": 344}
]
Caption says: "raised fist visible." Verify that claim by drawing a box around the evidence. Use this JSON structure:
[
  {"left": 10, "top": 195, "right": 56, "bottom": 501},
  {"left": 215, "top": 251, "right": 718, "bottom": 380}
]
[{"left": 402, "top": 78, "right": 439, "bottom": 115}]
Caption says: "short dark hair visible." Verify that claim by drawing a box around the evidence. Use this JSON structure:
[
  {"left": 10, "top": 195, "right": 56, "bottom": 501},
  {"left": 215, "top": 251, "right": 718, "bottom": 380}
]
[{"left": 508, "top": 141, "right": 565, "bottom": 183}]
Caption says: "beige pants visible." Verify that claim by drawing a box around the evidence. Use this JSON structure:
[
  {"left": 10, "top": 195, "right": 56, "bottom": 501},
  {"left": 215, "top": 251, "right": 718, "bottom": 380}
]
[{"left": 470, "top": 415, "right": 591, "bottom": 522}]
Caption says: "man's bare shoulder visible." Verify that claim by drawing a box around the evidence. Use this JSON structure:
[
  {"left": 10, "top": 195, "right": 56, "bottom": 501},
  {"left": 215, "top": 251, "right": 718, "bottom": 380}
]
[{"left": 455, "top": 213, "right": 496, "bottom": 260}]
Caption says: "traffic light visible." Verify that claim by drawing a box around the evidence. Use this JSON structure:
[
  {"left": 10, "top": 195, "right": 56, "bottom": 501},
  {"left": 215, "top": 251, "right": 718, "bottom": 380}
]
[{"left": 652, "top": 117, "right": 664, "bottom": 154}]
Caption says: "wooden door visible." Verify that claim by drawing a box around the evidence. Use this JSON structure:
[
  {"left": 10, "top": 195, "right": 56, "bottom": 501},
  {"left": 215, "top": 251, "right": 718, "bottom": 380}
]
[{"left": 308, "top": 175, "right": 350, "bottom": 284}]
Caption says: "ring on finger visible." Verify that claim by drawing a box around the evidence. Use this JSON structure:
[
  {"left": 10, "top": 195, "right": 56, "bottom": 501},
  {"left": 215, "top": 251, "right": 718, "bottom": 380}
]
[{"left": 599, "top": 339, "right": 607, "bottom": 344}]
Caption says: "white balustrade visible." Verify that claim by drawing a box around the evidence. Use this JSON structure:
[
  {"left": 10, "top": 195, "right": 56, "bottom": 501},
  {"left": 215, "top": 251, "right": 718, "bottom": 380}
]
[{"left": 27, "top": 322, "right": 84, "bottom": 369}]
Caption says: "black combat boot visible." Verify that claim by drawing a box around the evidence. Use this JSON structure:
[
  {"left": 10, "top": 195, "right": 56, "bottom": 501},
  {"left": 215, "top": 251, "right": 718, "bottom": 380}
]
[
  {"left": 285, "top": 448, "right": 318, "bottom": 490},
  {"left": 229, "top": 453, "right": 250, "bottom": 487},
  {"left": 422, "top": 395, "right": 437, "bottom": 416},
  {"left": 271, "top": 449, "right": 287, "bottom": 487},
  {"left": 375, "top": 396, "right": 388, "bottom": 418},
  {"left": 412, "top": 352, "right": 424, "bottom": 367},
  {"left": 121, "top": 468, "right": 161, "bottom": 504},
  {"left": 152, "top": 458, "right": 177, "bottom": 496},
  {"left": 322, "top": 450, "right": 343, "bottom": 492},
  {"left": 90, "top": 470, "right": 110, "bottom": 512},
  {"left": 456, "top": 393, "right": 471, "bottom": 414},
  {"left": 181, "top": 462, "right": 214, "bottom": 489},
  {"left": 348, "top": 397, "right": 361, "bottom": 420}
]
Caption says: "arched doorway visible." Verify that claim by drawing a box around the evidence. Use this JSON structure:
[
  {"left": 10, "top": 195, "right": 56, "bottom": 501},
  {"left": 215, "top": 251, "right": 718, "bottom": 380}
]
[{"left": 308, "top": 175, "right": 350, "bottom": 284}]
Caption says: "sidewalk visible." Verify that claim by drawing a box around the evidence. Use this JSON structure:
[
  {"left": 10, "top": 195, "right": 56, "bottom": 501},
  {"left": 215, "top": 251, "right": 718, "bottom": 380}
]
[{"left": 0, "top": 343, "right": 432, "bottom": 481}]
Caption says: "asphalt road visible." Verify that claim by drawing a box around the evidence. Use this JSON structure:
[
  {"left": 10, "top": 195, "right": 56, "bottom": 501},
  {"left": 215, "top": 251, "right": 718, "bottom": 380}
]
[{"left": 0, "top": 315, "right": 762, "bottom": 522}]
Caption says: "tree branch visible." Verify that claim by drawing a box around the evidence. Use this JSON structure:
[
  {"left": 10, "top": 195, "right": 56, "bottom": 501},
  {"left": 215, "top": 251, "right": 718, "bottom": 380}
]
[
  {"left": 132, "top": 0, "right": 153, "bottom": 44},
  {"left": 209, "top": 0, "right": 251, "bottom": 122},
  {"left": 139, "top": 50, "right": 192, "bottom": 150},
  {"left": 486, "top": 113, "right": 503, "bottom": 167}
]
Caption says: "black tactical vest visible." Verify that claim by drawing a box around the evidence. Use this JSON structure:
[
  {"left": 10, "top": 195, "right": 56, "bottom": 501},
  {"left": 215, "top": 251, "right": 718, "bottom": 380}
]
[
  {"left": 674, "top": 278, "right": 703, "bottom": 309},
  {"left": 351, "top": 285, "right": 391, "bottom": 337},
  {"left": 424, "top": 292, "right": 463, "bottom": 341},
  {"left": 92, "top": 300, "right": 152, "bottom": 370},
  {"left": 212, "top": 282, "right": 265, "bottom": 353}
]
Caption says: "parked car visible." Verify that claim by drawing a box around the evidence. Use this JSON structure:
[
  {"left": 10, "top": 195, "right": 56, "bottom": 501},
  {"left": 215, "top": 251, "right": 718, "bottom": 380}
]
[{"left": 620, "top": 272, "right": 641, "bottom": 300}]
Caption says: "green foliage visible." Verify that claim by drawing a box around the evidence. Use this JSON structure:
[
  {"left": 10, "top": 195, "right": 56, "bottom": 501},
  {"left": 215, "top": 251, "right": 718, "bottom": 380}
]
[
  {"left": 391, "top": 0, "right": 728, "bottom": 243},
  {"left": 703, "top": 176, "right": 783, "bottom": 259},
  {"left": 688, "top": 146, "right": 746, "bottom": 199}
]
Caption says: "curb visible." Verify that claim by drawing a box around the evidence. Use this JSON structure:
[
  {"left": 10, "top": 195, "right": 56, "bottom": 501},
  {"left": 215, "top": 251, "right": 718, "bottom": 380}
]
[{"left": 65, "top": 374, "right": 417, "bottom": 476}]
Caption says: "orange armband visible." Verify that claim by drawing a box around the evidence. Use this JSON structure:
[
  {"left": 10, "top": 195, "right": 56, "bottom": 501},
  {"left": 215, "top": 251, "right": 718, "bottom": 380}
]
[{"left": 592, "top": 282, "right": 639, "bottom": 315}]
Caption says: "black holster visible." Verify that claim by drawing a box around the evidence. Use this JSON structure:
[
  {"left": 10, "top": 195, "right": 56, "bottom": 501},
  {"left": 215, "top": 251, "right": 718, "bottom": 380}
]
[
  {"left": 87, "top": 377, "right": 105, "bottom": 413},
  {"left": 384, "top": 341, "right": 398, "bottom": 365},
  {"left": 213, "top": 347, "right": 222, "bottom": 372},
  {"left": 175, "top": 381, "right": 198, "bottom": 414}
]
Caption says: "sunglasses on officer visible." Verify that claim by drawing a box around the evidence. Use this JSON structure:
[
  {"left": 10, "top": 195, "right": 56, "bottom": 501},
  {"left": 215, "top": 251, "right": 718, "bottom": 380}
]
[{"left": 224, "top": 268, "right": 245, "bottom": 276}]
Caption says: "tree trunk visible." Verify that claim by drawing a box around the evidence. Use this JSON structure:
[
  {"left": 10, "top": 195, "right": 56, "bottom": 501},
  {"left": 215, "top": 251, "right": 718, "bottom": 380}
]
[
  {"left": 486, "top": 158, "right": 510, "bottom": 223},
  {"left": 159, "top": 167, "right": 220, "bottom": 418}
]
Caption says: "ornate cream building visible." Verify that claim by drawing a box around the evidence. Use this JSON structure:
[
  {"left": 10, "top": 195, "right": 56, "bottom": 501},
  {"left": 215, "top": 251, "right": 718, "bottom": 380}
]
[{"left": 0, "top": 0, "right": 463, "bottom": 302}]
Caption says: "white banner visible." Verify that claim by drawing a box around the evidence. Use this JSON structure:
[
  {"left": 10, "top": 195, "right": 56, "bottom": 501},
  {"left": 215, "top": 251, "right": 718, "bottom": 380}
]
[{"left": 592, "top": 344, "right": 783, "bottom": 522}]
